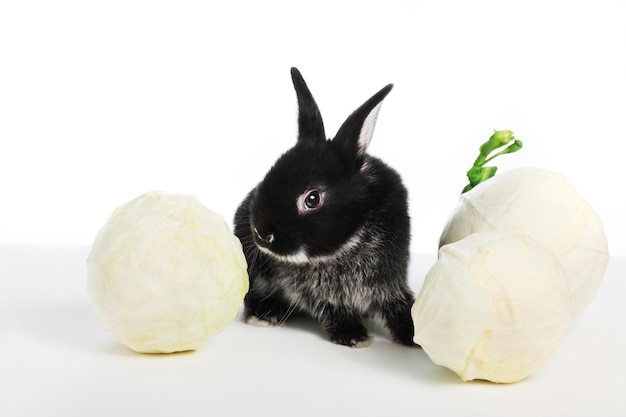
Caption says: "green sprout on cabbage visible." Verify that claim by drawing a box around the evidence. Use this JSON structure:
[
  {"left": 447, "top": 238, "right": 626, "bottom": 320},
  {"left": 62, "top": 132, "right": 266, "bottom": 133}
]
[{"left": 462, "top": 130, "right": 523, "bottom": 193}]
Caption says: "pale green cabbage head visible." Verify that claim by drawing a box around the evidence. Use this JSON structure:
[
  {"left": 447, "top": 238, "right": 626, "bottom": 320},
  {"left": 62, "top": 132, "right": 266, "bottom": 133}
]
[
  {"left": 413, "top": 232, "right": 571, "bottom": 383},
  {"left": 87, "top": 191, "right": 249, "bottom": 353},
  {"left": 440, "top": 167, "right": 609, "bottom": 317}
]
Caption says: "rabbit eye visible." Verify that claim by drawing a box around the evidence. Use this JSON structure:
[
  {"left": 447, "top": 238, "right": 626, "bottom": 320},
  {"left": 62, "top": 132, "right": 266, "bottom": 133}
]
[
  {"left": 297, "top": 189, "right": 324, "bottom": 214},
  {"left": 305, "top": 190, "right": 321, "bottom": 208}
]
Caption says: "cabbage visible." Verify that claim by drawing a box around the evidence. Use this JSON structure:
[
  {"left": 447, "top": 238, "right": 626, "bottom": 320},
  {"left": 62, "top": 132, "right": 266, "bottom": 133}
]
[
  {"left": 87, "top": 191, "right": 248, "bottom": 353},
  {"left": 413, "top": 232, "right": 571, "bottom": 383},
  {"left": 440, "top": 167, "right": 609, "bottom": 317}
]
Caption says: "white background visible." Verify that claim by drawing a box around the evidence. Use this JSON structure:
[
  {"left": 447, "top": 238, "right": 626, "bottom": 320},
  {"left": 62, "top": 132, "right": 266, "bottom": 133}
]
[
  {"left": 2, "top": 2, "right": 626, "bottom": 416},
  {"left": 1, "top": 0, "right": 625, "bottom": 255},
  {"left": 2, "top": 247, "right": 625, "bottom": 417}
]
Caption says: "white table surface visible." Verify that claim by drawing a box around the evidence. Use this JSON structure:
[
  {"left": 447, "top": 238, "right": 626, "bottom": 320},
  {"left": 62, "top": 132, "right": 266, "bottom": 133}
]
[{"left": 2, "top": 244, "right": 624, "bottom": 417}]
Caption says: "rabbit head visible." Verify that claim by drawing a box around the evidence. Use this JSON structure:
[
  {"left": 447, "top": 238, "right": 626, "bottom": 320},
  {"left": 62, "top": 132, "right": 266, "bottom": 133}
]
[{"left": 248, "top": 67, "right": 393, "bottom": 264}]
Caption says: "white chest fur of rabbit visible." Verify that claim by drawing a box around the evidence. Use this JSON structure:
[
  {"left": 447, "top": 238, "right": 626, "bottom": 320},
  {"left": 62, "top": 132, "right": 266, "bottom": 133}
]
[{"left": 234, "top": 68, "right": 416, "bottom": 348}]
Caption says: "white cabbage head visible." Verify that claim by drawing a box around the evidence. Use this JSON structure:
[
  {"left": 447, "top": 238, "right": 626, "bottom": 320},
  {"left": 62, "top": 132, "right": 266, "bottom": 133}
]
[
  {"left": 412, "top": 232, "right": 571, "bottom": 383},
  {"left": 87, "top": 191, "right": 249, "bottom": 353},
  {"left": 439, "top": 167, "right": 609, "bottom": 317}
]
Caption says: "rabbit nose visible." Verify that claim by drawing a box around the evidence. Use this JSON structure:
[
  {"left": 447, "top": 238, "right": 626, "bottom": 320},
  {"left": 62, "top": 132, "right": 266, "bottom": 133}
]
[{"left": 254, "top": 227, "right": 275, "bottom": 245}]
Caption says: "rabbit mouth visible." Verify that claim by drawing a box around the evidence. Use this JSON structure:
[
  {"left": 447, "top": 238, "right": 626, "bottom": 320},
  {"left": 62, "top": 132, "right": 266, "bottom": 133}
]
[
  {"left": 257, "top": 245, "right": 310, "bottom": 264},
  {"left": 252, "top": 226, "right": 310, "bottom": 263},
  {"left": 254, "top": 226, "right": 366, "bottom": 265},
  {"left": 253, "top": 227, "right": 275, "bottom": 245}
]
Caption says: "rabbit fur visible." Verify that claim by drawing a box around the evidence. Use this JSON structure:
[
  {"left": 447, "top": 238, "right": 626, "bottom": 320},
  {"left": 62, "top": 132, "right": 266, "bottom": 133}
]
[{"left": 233, "top": 68, "right": 415, "bottom": 347}]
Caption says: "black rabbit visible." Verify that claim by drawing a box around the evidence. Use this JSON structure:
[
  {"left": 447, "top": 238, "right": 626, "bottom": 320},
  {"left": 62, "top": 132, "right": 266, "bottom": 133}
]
[{"left": 234, "top": 68, "right": 415, "bottom": 347}]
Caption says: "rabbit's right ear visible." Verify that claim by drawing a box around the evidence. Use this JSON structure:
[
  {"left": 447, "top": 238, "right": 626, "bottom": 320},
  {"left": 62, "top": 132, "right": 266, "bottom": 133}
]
[{"left": 291, "top": 67, "right": 326, "bottom": 143}]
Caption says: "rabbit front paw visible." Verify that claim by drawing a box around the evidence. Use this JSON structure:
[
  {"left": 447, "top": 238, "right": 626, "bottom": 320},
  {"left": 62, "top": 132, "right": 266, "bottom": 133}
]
[
  {"left": 245, "top": 314, "right": 284, "bottom": 327},
  {"left": 324, "top": 314, "right": 372, "bottom": 348},
  {"left": 330, "top": 333, "right": 373, "bottom": 348}
]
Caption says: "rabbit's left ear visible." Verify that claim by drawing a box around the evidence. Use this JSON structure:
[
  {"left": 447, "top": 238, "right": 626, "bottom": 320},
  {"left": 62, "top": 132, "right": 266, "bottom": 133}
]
[
  {"left": 291, "top": 67, "right": 326, "bottom": 143},
  {"left": 334, "top": 83, "right": 393, "bottom": 157}
]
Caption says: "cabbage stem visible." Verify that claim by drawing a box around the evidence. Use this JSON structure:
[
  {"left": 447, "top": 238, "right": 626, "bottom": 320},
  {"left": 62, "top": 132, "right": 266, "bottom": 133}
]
[{"left": 463, "top": 130, "right": 523, "bottom": 193}]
